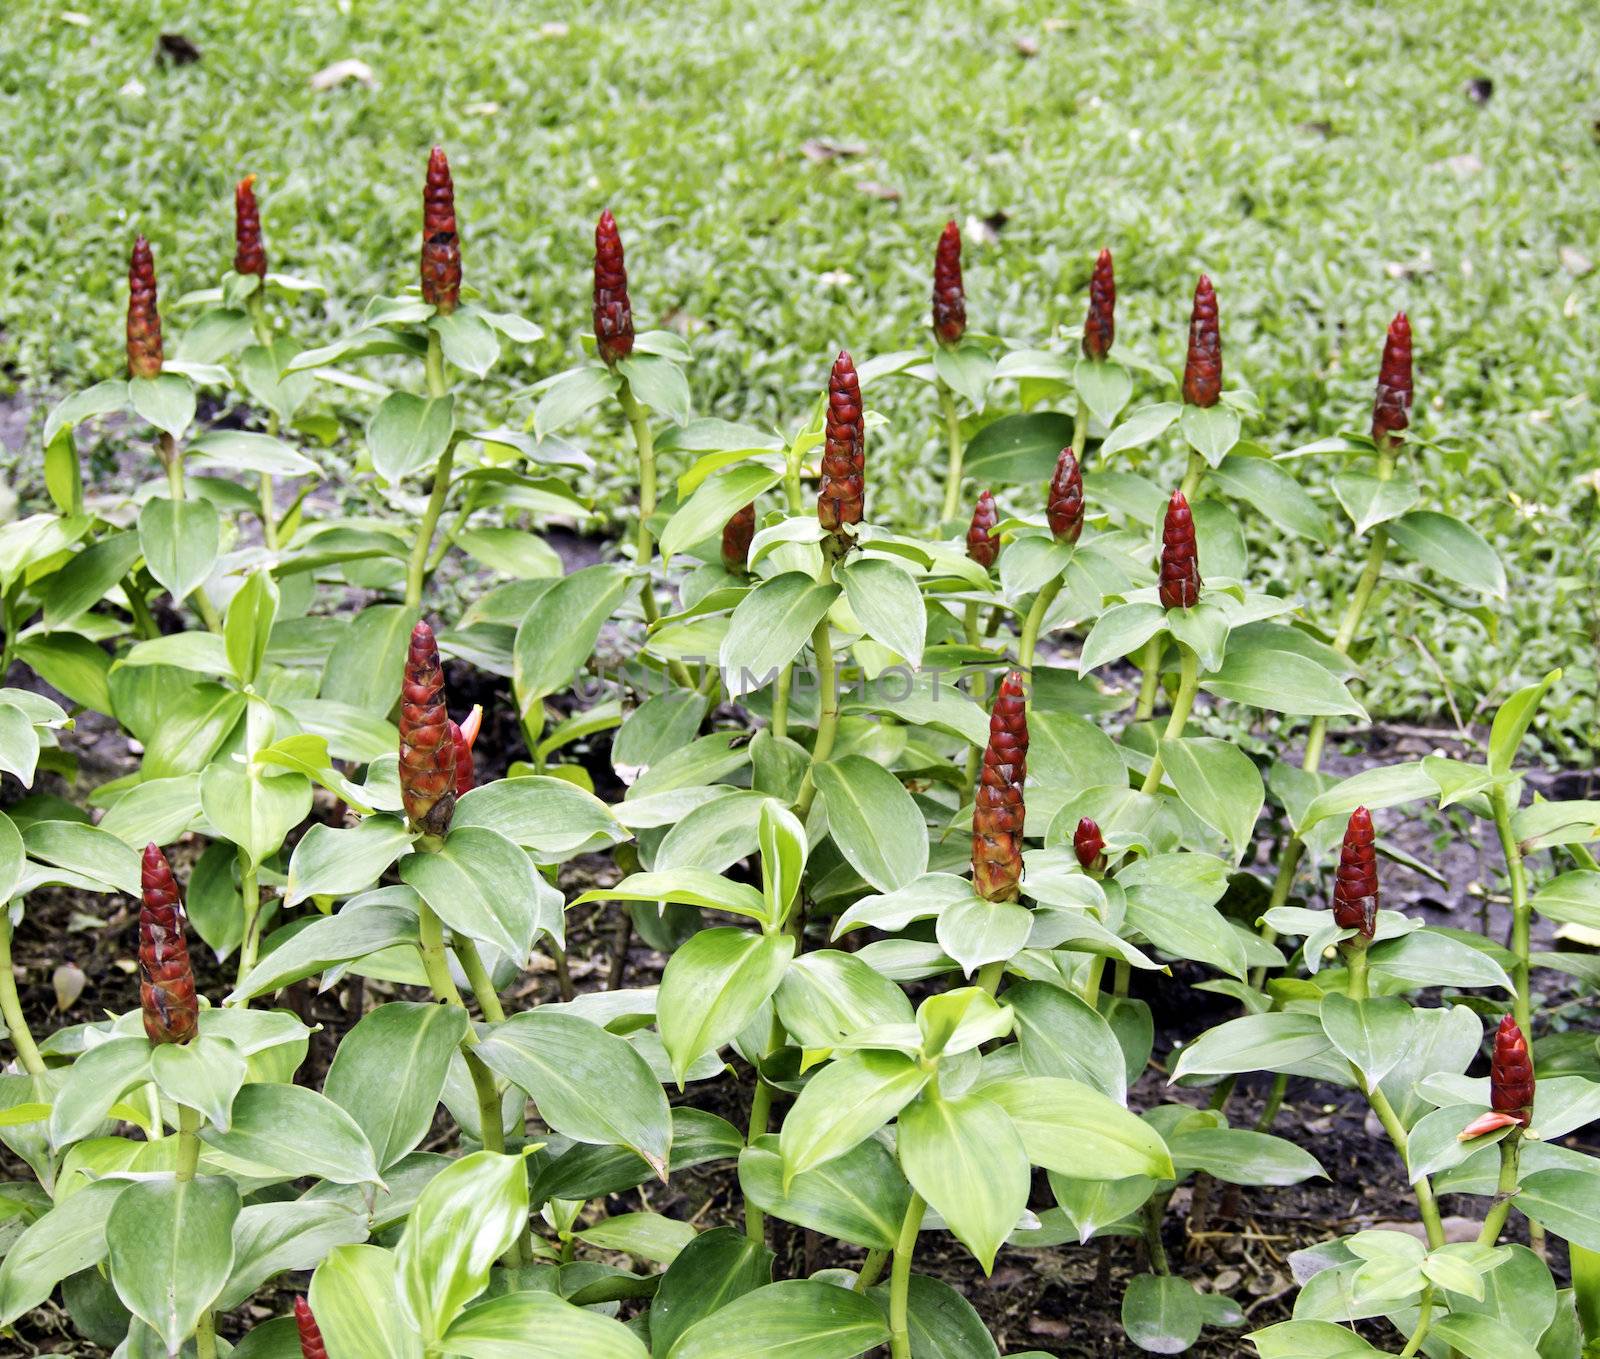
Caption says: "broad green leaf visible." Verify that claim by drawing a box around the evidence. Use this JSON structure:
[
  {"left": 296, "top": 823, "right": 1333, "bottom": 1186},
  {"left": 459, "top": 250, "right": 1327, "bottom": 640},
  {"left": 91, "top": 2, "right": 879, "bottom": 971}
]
[
  {"left": 658, "top": 929, "right": 795, "bottom": 1087},
  {"left": 1075, "top": 357, "right": 1132, "bottom": 426},
  {"left": 200, "top": 759, "right": 313, "bottom": 868},
  {"left": 232, "top": 901, "right": 420, "bottom": 999},
  {"left": 150, "top": 1035, "right": 247, "bottom": 1132},
  {"left": 129, "top": 373, "right": 196, "bottom": 438},
  {"left": 201, "top": 1083, "right": 381, "bottom": 1185},
  {"left": 1427, "top": 1312, "right": 1541, "bottom": 1359},
  {"left": 935, "top": 895, "right": 1032, "bottom": 977},
  {"left": 774, "top": 951, "right": 915, "bottom": 1053},
  {"left": 1099, "top": 402, "right": 1182, "bottom": 461},
  {"left": 1180, "top": 403, "right": 1241, "bottom": 466},
  {"left": 0, "top": 1178, "right": 124, "bottom": 1325},
  {"left": 534, "top": 365, "right": 619, "bottom": 440},
  {"left": 619, "top": 352, "right": 691, "bottom": 424},
  {"left": 573, "top": 1211, "right": 696, "bottom": 1264},
  {"left": 1518, "top": 1168, "right": 1600, "bottom": 1252},
  {"left": 660, "top": 463, "right": 782, "bottom": 562},
  {"left": 979, "top": 1076, "right": 1173, "bottom": 1180},
  {"left": 720, "top": 573, "right": 841, "bottom": 697},
  {"left": 837, "top": 557, "right": 926, "bottom": 666},
  {"left": 1211, "top": 453, "right": 1331, "bottom": 542},
  {"left": 286, "top": 816, "right": 413, "bottom": 907},
  {"left": 218, "top": 1200, "right": 369, "bottom": 1312},
  {"left": 441, "top": 1290, "right": 648, "bottom": 1359},
  {"left": 1331, "top": 471, "right": 1419, "bottom": 534},
  {"left": 1532, "top": 871, "right": 1600, "bottom": 930},
  {"left": 1171, "top": 1012, "right": 1332, "bottom": 1081},
  {"left": 933, "top": 342, "right": 995, "bottom": 408},
  {"left": 49, "top": 1037, "right": 154, "bottom": 1147},
  {"left": 739, "top": 1136, "right": 909, "bottom": 1251},
  {"left": 1166, "top": 1127, "right": 1325, "bottom": 1186},
  {"left": 964, "top": 411, "right": 1076, "bottom": 483},
  {"left": 369, "top": 391, "right": 455, "bottom": 483},
  {"left": 321, "top": 604, "right": 419, "bottom": 716},
  {"left": 1078, "top": 602, "right": 1167, "bottom": 674},
  {"left": 898, "top": 1092, "right": 1028, "bottom": 1272},
  {"left": 430, "top": 309, "right": 500, "bottom": 378},
  {"left": 780, "top": 1050, "right": 930, "bottom": 1187},
  {"left": 814, "top": 756, "right": 927, "bottom": 892},
  {"left": 1122, "top": 1273, "right": 1204, "bottom": 1354},
  {"left": 400, "top": 827, "right": 543, "bottom": 960},
  {"left": 311, "top": 1244, "right": 424, "bottom": 1359},
  {"left": 107, "top": 1176, "right": 239, "bottom": 1354},
  {"left": 650, "top": 1226, "right": 774, "bottom": 1358},
  {"left": 21, "top": 819, "right": 139, "bottom": 896},
  {"left": 880, "top": 1272, "right": 1002, "bottom": 1359},
  {"left": 668, "top": 1279, "right": 888, "bottom": 1359},
  {"left": 1488, "top": 669, "right": 1561, "bottom": 777},
  {"left": 224, "top": 568, "right": 279, "bottom": 686},
  {"left": 189, "top": 428, "right": 321, "bottom": 478},
  {"left": 1158, "top": 737, "right": 1264, "bottom": 865},
  {"left": 41, "top": 530, "right": 144, "bottom": 628},
  {"left": 572, "top": 868, "right": 767, "bottom": 922},
  {"left": 1319, "top": 993, "right": 1414, "bottom": 1085},
  {"left": 453, "top": 776, "right": 627, "bottom": 861},
  {"left": 1202, "top": 645, "right": 1366, "bottom": 718},
  {"left": 1387, "top": 511, "right": 1507, "bottom": 598},
  {"left": 514, "top": 565, "right": 631, "bottom": 711},
  {"left": 1007, "top": 981, "right": 1127, "bottom": 1102},
  {"left": 1300, "top": 762, "right": 1436, "bottom": 830},
  {"left": 138, "top": 497, "right": 219, "bottom": 603}
]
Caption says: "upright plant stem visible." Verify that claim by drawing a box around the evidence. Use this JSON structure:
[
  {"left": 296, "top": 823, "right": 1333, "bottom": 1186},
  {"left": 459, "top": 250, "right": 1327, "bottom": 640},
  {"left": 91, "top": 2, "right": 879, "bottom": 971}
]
[
  {"left": 1476, "top": 1134, "right": 1522, "bottom": 1246},
  {"left": 792, "top": 557, "right": 840, "bottom": 821},
  {"left": 233, "top": 858, "right": 261, "bottom": 1002},
  {"left": 619, "top": 381, "right": 695, "bottom": 689},
  {"left": 887, "top": 1191, "right": 927, "bottom": 1359},
  {"left": 853, "top": 1249, "right": 888, "bottom": 1292},
  {"left": 405, "top": 331, "right": 456, "bottom": 610},
  {"left": 938, "top": 382, "right": 964, "bottom": 524},
  {"left": 771, "top": 664, "right": 793, "bottom": 741},
  {"left": 1178, "top": 450, "right": 1206, "bottom": 501},
  {"left": 1398, "top": 1286, "right": 1435, "bottom": 1358},
  {"left": 1133, "top": 637, "right": 1163, "bottom": 721},
  {"left": 1142, "top": 1196, "right": 1172, "bottom": 1273},
  {"left": 1018, "top": 577, "right": 1063, "bottom": 685},
  {"left": 1139, "top": 645, "right": 1199, "bottom": 794},
  {"left": 453, "top": 936, "right": 507, "bottom": 1024},
  {"left": 0, "top": 913, "right": 45, "bottom": 1076},
  {"left": 1491, "top": 784, "right": 1532, "bottom": 1037},
  {"left": 744, "top": 1011, "right": 785, "bottom": 1243},
  {"left": 246, "top": 291, "right": 280, "bottom": 550},
  {"left": 159, "top": 431, "right": 224, "bottom": 634},
  {"left": 176, "top": 1104, "right": 218, "bottom": 1358}
]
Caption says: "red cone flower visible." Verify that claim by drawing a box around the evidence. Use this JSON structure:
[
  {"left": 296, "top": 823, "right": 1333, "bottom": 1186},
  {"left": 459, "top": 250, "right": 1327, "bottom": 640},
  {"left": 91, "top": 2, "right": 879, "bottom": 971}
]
[
  {"left": 1074, "top": 817, "right": 1105, "bottom": 871},
  {"left": 1490, "top": 1014, "right": 1534, "bottom": 1124},
  {"left": 140, "top": 845, "right": 197, "bottom": 1045},
  {"left": 420, "top": 146, "right": 461, "bottom": 315},
  {"left": 966, "top": 489, "right": 1000, "bottom": 568},
  {"left": 451, "top": 705, "right": 482, "bottom": 796},
  {"left": 400, "top": 621, "right": 457, "bottom": 834},
  {"left": 1370, "top": 312, "right": 1412, "bottom": 445},
  {"left": 818, "top": 350, "right": 865, "bottom": 541},
  {"left": 294, "top": 1297, "right": 328, "bottom": 1359},
  {"left": 1181, "top": 274, "right": 1221, "bottom": 407},
  {"left": 234, "top": 174, "right": 267, "bottom": 278},
  {"left": 1047, "top": 448, "right": 1084, "bottom": 544},
  {"left": 931, "top": 220, "right": 966, "bottom": 346},
  {"left": 126, "top": 236, "right": 163, "bottom": 380},
  {"left": 593, "top": 209, "right": 634, "bottom": 365},
  {"left": 1082, "top": 249, "right": 1115, "bottom": 360},
  {"left": 720, "top": 502, "right": 757, "bottom": 575},
  {"left": 972, "top": 671, "right": 1029, "bottom": 903},
  {"left": 1331, "top": 806, "right": 1379, "bottom": 940},
  {"left": 1157, "top": 490, "right": 1200, "bottom": 610}
]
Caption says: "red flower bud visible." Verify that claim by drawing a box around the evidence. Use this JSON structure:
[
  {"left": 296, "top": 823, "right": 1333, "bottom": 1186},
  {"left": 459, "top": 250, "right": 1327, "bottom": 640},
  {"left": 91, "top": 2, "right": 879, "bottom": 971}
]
[
  {"left": 721, "top": 502, "right": 757, "bottom": 574},
  {"left": 451, "top": 705, "right": 482, "bottom": 796},
  {"left": 1073, "top": 817, "right": 1105, "bottom": 871},
  {"left": 931, "top": 220, "right": 966, "bottom": 346},
  {"left": 1371, "top": 311, "right": 1412, "bottom": 445},
  {"left": 1181, "top": 274, "right": 1221, "bottom": 407},
  {"left": 126, "top": 236, "right": 163, "bottom": 380},
  {"left": 400, "top": 621, "right": 457, "bottom": 834},
  {"left": 1331, "top": 806, "right": 1378, "bottom": 940},
  {"left": 295, "top": 1297, "right": 328, "bottom": 1359},
  {"left": 1157, "top": 490, "right": 1200, "bottom": 610},
  {"left": 593, "top": 209, "right": 634, "bottom": 365},
  {"left": 234, "top": 174, "right": 267, "bottom": 278},
  {"left": 966, "top": 490, "right": 1000, "bottom": 568},
  {"left": 1047, "top": 448, "right": 1084, "bottom": 544},
  {"left": 972, "top": 671, "right": 1029, "bottom": 903},
  {"left": 420, "top": 146, "right": 461, "bottom": 315},
  {"left": 818, "top": 351, "right": 865, "bottom": 540},
  {"left": 1490, "top": 1013, "right": 1534, "bottom": 1124},
  {"left": 1082, "top": 248, "right": 1115, "bottom": 360},
  {"left": 140, "top": 845, "right": 197, "bottom": 1045}
]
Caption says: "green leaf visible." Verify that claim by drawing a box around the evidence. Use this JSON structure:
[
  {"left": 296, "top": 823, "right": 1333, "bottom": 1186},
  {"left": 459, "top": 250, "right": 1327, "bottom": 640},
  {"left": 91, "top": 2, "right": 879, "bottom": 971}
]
[
  {"left": 106, "top": 1176, "right": 239, "bottom": 1355},
  {"left": 1180, "top": 403, "right": 1241, "bottom": 466},
  {"left": 189, "top": 429, "right": 321, "bottom": 478},
  {"left": 720, "top": 573, "right": 841, "bottom": 697},
  {"left": 44, "top": 378, "right": 129, "bottom": 446},
  {"left": 534, "top": 365, "right": 620, "bottom": 440},
  {"left": 138, "top": 497, "right": 219, "bottom": 603},
  {"left": 441, "top": 1290, "right": 648, "bottom": 1359},
  {"left": 453, "top": 776, "right": 626, "bottom": 861},
  {"left": 286, "top": 816, "right": 414, "bottom": 907},
  {"left": 41, "top": 530, "right": 144, "bottom": 628},
  {"left": 1167, "top": 1127, "right": 1325, "bottom": 1186},
  {"left": 658, "top": 928, "right": 795, "bottom": 1087},
  {"left": 0, "top": 1178, "right": 124, "bottom": 1325},
  {"left": 1532, "top": 871, "right": 1600, "bottom": 930},
  {"left": 1320, "top": 993, "right": 1415, "bottom": 1085},
  {"left": 1202, "top": 645, "right": 1367, "bottom": 718},
  {"left": 1489, "top": 669, "right": 1561, "bottom": 777},
  {"left": 224, "top": 569, "right": 279, "bottom": 686},
  {"left": 201, "top": 1082, "right": 381, "bottom": 1185},
  {"left": 430, "top": 309, "right": 500, "bottom": 378},
  {"left": 325, "top": 1002, "right": 468, "bottom": 1170},
  {"left": 650, "top": 1226, "right": 774, "bottom": 1358},
  {"left": 369, "top": 392, "right": 456, "bottom": 483},
  {"left": 0, "top": 811, "right": 25, "bottom": 902},
  {"left": 898, "top": 1092, "right": 1029, "bottom": 1273},
  {"left": 1428, "top": 1313, "right": 1541, "bottom": 1359},
  {"left": 1386, "top": 511, "right": 1507, "bottom": 598},
  {"left": 660, "top": 463, "right": 782, "bottom": 562},
  {"left": 514, "top": 565, "right": 631, "bottom": 712},
  {"left": 837, "top": 557, "right": 926, "bottom": 666},
  {"left": 21, "top": 819, "right": 139, "bottom": 896},
  {"left": 739, "top": 1136, "right": 909, "bottom": 1251},
  {"left": 980, "top": 1075, "right": 1174, "bottom": 1180},
  {"left": 320, "top": 603, "right": 420, "bottom": 716},
  {"left": 780, "top": 1050, "right": 930, "bottom": 1186},
  {"left": 574, "top": 1211, "right": 696, "bottom": 1264},
  {"left": 150, "top": 1035, "right": 247, "bottom": 1132},
  {"left": 619, "top": 353, "right": 692, "bottom": 425},
  {"left": 1331, "top": 471, "right": 1419, "bottom": 534},
  {"left": 1007, "top": 980, "right": 1128, "bottom": 1102},
  {"left": 400, "top": 826, "right": 543, "bottom": 959},
  {"left": 964, "top": 412, "right": 1076, "bottom": 482},
  {"left": 218, "top": 1200, "right": 370, "bottom": 1312},
  {"left": 813, "top": 756, "right": 927, "bottom": 892},
  {"left": 477, "top": 1011, "right": 672, "bottom": 1178},
  {"left": 775, "top": 951, "right": 914, "bottom": 1053},
  {"left": 571, "top": 869, "right": 768, "bottom": 923},
  {"left": 1171, "top": 1012, "right": 1332, "bottom": 1081},
  {"left": 97, "top": 773, "right": 204, "bottom": 849},
  {"left": 128, "top": 373, "right": 196, "bottom": 438},
  {"left": 934, "top": 895, "right": 1033, "bottom": 977},
  {"left": 1158, "top": 737, "right": 1264, "bottom": 865},
  {"left": 200, "top": 760, "right": 313, "bottom": 868},
  {"left": 1300, "top": 762, "right": 1437, "bottom": 831},
  {"left": 668, "top": 1279, "right": 889, "bottom": 1359},
  {"left": 1121, "top": 1273, "right": 1204, "bottom": 1354},
  {"left": 1075, "top": 357, "right": 1132, "bottom": 426},
  {"left": 49, "top": 1037, "right": 154, "bottom": 1146},
  {"left": 1211, "top": 453, "right": 1331, "bottom": 542},
  {"left": 396, "top": 1151, "right": 531, "bottom": 1344},
  {"left": 1078, "top": 602, "right": 1167, "bottom": 675},
  {"left": 310, "top": 1245, "right": 424, "bottom": 1359},
  {"left": 1099, "top": 402, "right": 1181, "bottom": 461}
]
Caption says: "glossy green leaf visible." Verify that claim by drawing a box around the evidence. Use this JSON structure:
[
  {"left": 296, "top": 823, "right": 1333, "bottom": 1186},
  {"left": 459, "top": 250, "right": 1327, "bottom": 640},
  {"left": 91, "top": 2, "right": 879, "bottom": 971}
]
[
  {"left": 310, "top": 1244, "right": 424, "bottom": 1359},
  {"left": 720, "top": 573, "right": 841, "bottom": 698},
  {"left": 1121, "top": 1272, "right": 1204, "bottom": 1354},
  {"left": 658, "top": 928, "right": 795, "bottom": 1087},
  {"left": 1158, "top": 737, "right": 1264, "bottom": 865},
  {"left": 837, "top": 557, "right": 926, "bottom": 666},
  {"left": 369, "top": 391, "right": 455, "bottom": 483},
  {"left": 514, "top": 565, "right": 631, "bottom": 711},
  {"left": 286, "top": 816, "right": 414, "bottom": 907},
  {"left": 814, "top": 756, "right": 927, "bottom": 892},
  {"left": 739, "top": 1135, "right": 909, "bottom": 1251},
  {"left": 1386, "top": 511, "right": 1507, "bottom": 598},
  {"left": 0, "top": 1178, "right": 124, "bottom": 1325},
  {"left": 399, "top": 826, "right": 542, "bottom": 960},
  {"left": 441, "top": 1290, "right": 648, "bottom": 1359},
  {"left": 780, "top": 1050, "right": 930, "bottom": 1187},
  {"left": 138, "top": 497, "right": 219, "bottom": 604},
  {"left": 650, "top": 1226, "right": 774, "bottom": 1358},
  {"left": 201, "top": 1082, "right": 380, "bottom": 1185},
  {"left": 668, "top": 1279, "right": 889, "bottom": 1359}
]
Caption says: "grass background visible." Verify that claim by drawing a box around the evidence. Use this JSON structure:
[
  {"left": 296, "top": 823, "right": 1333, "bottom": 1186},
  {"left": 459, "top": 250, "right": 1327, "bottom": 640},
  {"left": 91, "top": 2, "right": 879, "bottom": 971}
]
[{"left": 1, "top": 0, "right": 1596, "bottom": 756}]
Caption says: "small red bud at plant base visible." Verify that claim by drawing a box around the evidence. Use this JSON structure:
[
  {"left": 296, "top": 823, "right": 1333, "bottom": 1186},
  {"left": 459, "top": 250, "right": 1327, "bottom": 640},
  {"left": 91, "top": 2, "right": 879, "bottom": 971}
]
[
  {"left": 1370, "top": 311, "right": 1412, "bottom": 444},
  {"left": 817, "top": 351, "right": 865, "bottom": 541},
  {"left": 451, "top": 704, "right": 482, "bottom": 796},
  {"left": 140, "top": 845, "right": 198, "bottom": 1045},
  {"left": 399, "top": 621, "right": 457, "bottom": 834},
  {"left": 1074, "top": 817, "right": 1105, "bottom": 870},
  {"left": 1181, "top": 274, "right": 1221, "bottom": 407},
  {"left": 126, "top": 236, "right": 163, "bottom": 379},
  {"left": 1490, "top": 1013, "right": 1534, "bottom": 1123},
  {"left": 1047, "top": 448, "right": 1084, "bottom": 544},
  {"left": 722, "top": 502, "right": 756, "bottom": 574},
  {"left": 294, "top": 1297, "right": 329, "bottom": 1359},
  {"left": 420, "top": 146, "right": 461, "bottom": 315},
  {"left": 233, "top": 174, "right": 267, "bottom": 278},
  {"left": 1331, "top": 806, "right": 1379, "bottom": 940},
  {"left": 931, "top": 220, "right": 966, "bottom": 345},
  {"left": 1082, "top": 248, "right": 1115, "bottom": 360},
  {"left": 593, "top": 209, "right": 634, "bottom": 365},
  {"left": 972, "top": 671, "right": 1029, "bottom": 903},
  {"left": 1157, "top": 491, "right": 1201, "bottom": 610},
  {"left": 966, "top": 489, "right": 1000, "bottom": 568}
]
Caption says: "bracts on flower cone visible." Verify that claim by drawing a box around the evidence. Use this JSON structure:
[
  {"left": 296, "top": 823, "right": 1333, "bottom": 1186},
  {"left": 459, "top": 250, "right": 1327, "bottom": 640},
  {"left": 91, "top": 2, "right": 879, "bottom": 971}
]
[
  {"left": 931, "top": 220, "right": 966, "bottom": 345},
  {"left": 1082, "top": 248, "right": 1115, "bottom": 361},
  {"left": 972, "top": 671, "right": 1029, "bottom": 903},
  {"left": 966, "top": 489, "right": 1000, "bottom": 568},
  {"left": 1047, "top": 448, "right": 1084, "bottom": 544},
  {"left": 817, "top": 351, "right": 864, "bottom": 547},
  {"left": 1157, "top": 490, "right": 1200, "bottom": 610},
  {"left": 1181, "top": 274, "right": 1221, "bottom": 407},
  {"left": 1371, "top": 311, "right": 1412, "bottom": 445},
  {"left": 1331, "top": 806, "right": 1379, "bottom": 941},
  {"left": 399, "top": 621, "right": 457, "bottom": 835},
  {"left": 140, "top": 844, "right": 198, "bottom": 1045},
  {"left": 420, "top": 146, "right": 461, "bottom": 315},
  {"left": 294, "top": 1297, "right": 329, "bottom": 1359},
  {"left": 593, "top": 209, "right": 634, "bottom": 365},
  {"left": 127, "top": 236, "right": 163, "bottom": 380},
  {"left": 234, "top": 174, "right": 267, "bottom": 278},
  {"left": 1074, "top": 817, "right": 1105, "bottom": 872},
  {"left": 451, "top": 705, "right": 482, "bottom": 796},
  {"left": 722, "top": 502, "right": 756, "bottom": 575},
  {"left": 1461, "top": 1014, "right": 1536, "bottom": 1140}
]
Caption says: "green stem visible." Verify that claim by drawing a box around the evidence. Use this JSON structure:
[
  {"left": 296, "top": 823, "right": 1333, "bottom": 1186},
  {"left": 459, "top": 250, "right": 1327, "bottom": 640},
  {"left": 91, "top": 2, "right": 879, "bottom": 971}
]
[
  {"left": 121, "top": 576, "right": 159, "bottom": 640},
  {"left": 1018, "top": 576, "right": 1063, "bottom": 685},
  {"left": 157, "top": 430, "right": 223, "bottom": 633},
  {"left": 247, "top": 292, "right": 280, "bottom": 551},
  {"left": 1491, "top": 784, "right": 1532, "bottom": 1038},
  {"left": 1142, "top": 1195, "right": 1171, "bottom": 1273},
  {"left": 744, "top": 1011, "right": 785, "bottom": 1243},
  {"left": 792, "top": 560, "right": 840, "bottom": 821},
  {"left": 1178, "top": 450, "right": 1206, "bottom": 501},
  {"left": 620, "top": 381, "right": 695, "bottom": 689},
  {"left": 403, "top": 330, "right": 458, "bottom": 610},
  {"left": 783, "top": 438, "right": 805, "bottom": 516},
  {"left": 1255, "top": 1072, "right": 1289, "bottom": 1133},
  {"left": 176, "top": 1102, "right": 201, "bottom": 1181},
  {"left": 425, "top": 499, "right": 474, "bottom": 575},
  {"left": 1398, "top": 1286, "right": 1434, "bottom": 1358},
  {"left": 233, "top": 857, "right": 261, "bottom": 1004},
  {"left": 453, "top": 936, "right": 507, "bottom": 1024},
  {"left": 1072, "top": 393, "right": 1089, "bottom": 461},
  {"left": 1133, "top": 636, "right": 1162, "bottom": 721},
  {"left": 975, "top": 959, "right": 1005, "bottom": 995},
  {"left": 0, "top": 912, "right": 45, "bottom": 1076},
  {"left": 962, "top": 601, "right": 981, "bottom": 649},
  {"left": 1082, "top": 956, "right": 1106, "bottom": 1012},
  {"left": 938, "top": 382, "right": 964, "bottom": 524},
  {"left": 1139, "top": 644, "right": 1199, "bottom": 794},
  {"left": 853, "top": 1248, "right": 888, "bottom": 1292},
  {"left": 771, "top": 664, "right": 793, "bottom": 741},
  {"left": 887, "top": 1192, "right": 926, "bottom": 1359},
  {"left": 1476, "top": 1133, "right": 1521, "bottom": 1246}
]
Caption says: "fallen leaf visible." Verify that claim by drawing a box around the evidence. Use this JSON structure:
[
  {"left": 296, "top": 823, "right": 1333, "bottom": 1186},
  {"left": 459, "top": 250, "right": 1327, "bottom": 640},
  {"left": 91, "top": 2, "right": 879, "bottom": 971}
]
[
  {"left": 539, "top": 21, "right": 569, "bottom": 38},
  {"left": 310, "top": 58, "right": 376, "bottom": 91},
  {"left": 854, "top": 180, "right": 900, "bottom": 201},
  {"left": 53, "top": 963, "right": 86, "bottom": 1012},
  {"left": 1438, "top": 152, "right": 1484, "bottom": 177},
  {"left": 1015, "top": 35, "right": 1040, "bottom": 56},
  {"left": 1560, "top": 246, "right": 1593, "bottom": 277},
  {"left": 801, "top": 139, "right": 869, "bottom": 164}
]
